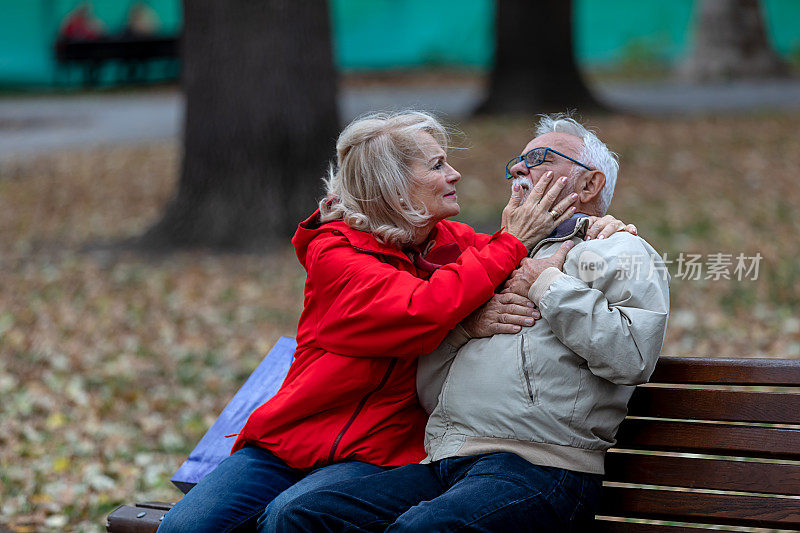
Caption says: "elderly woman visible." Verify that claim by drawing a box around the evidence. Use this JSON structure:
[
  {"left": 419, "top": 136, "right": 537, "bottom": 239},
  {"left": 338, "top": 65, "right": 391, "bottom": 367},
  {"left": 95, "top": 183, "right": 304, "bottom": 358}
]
[{"left": 158, "top": 111, "right": 629, "bottom": 533}]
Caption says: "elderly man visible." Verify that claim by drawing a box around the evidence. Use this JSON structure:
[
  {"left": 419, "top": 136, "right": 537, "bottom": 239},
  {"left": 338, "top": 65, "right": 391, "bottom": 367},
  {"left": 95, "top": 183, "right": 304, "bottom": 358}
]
[{"left": 273, "top": 116, "right": 670, "bottom": 532}]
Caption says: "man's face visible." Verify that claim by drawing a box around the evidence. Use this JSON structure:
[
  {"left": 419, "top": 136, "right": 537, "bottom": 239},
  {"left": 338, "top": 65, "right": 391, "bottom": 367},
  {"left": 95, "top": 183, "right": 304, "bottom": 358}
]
[{"left": 508, "top": 132, "right": 585, "bottom": 203}]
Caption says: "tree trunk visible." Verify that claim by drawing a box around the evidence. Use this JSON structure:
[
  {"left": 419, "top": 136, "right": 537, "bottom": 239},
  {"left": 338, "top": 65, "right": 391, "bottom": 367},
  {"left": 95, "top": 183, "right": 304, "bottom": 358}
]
[
  {"left": 681, "top": 0, "right": 789, "bottom": 82},
  {"left": 476, "top": 0, "right": 602, "bottom": 115},
  {"left": 142, "top": 0, "right": 339, "bottom": 251}
]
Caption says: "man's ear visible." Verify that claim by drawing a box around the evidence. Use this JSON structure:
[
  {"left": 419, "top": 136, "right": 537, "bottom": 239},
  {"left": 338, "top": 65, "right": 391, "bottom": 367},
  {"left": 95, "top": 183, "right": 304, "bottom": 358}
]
[{"left": 577, "top": 170, "right": 606, "bottom": 204}]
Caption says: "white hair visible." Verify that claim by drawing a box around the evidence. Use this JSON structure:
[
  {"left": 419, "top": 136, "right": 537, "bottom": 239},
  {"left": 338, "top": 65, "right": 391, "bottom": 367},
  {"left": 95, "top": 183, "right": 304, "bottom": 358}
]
[
  {"left": 535, "top": 114, "right": 619, "bottom": 214},
  {"left": 319, "top": 111, "right": 449, "bottom": 248}
]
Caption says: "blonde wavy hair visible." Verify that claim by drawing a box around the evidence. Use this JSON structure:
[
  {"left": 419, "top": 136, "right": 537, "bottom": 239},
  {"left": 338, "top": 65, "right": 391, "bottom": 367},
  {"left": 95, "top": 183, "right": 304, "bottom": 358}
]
[{"left": 319, "top": 111, "right": 451, "bottom": 248}]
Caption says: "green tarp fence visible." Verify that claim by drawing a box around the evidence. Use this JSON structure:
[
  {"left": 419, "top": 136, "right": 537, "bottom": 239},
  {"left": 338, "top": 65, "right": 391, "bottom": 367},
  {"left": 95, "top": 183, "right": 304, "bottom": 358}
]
[{"left": 1, "top": 0, "right": 798, "bottom": 87}]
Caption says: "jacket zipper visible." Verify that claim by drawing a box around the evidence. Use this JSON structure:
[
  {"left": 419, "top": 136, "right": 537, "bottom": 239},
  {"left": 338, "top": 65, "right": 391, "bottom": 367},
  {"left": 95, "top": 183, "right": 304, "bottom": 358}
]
[
  {"left": 520, "top": 336, "right": 536, "bottom": 404},
  {"left": 529, "top": 217, "right": 589, "bottom": 256},
  {"left": 327, "top": 358, "right": 398, "bottom": 463}
]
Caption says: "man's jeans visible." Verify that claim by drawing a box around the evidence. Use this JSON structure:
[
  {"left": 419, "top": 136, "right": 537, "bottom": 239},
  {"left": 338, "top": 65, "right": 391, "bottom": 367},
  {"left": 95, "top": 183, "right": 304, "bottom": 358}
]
[
  {"left": 157, "top": 445, "right": 384, "bottom": 533},
  {"left": 273, "top": 452, "right": 603, "bottom": 532}
]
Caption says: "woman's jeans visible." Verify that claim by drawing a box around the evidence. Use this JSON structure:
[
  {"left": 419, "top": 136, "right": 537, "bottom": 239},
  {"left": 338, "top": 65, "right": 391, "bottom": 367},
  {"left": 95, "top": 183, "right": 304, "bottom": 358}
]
[
  {"left": 273, "top": 452, "right": 603, "bottom": 532},
  {"left": 157, "top": 445, "right": 384, "bottom": 533}
]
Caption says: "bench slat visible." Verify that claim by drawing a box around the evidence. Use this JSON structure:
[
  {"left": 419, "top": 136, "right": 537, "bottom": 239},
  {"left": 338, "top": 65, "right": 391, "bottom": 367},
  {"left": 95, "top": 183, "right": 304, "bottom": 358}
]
[
  {"left": 133, "top": 502, "right": 174, "bottom": 511},
  {"left": 600, "top": 486, "right": 800, "bottom": 529},
  {"left": 594, "top": 520, "right": 727, "bottom": 532},
  {"left": 605, "top": 452, "right": 800, "bottom": 495},
  {"left": 614, "top": 419, "right": 800, "bottom": 459},
  {"left": 651, "top": 357, "right": 800, "bottom": 386},
  {"left": 628, "top": 387, "right": 800, "bottom": 424}
]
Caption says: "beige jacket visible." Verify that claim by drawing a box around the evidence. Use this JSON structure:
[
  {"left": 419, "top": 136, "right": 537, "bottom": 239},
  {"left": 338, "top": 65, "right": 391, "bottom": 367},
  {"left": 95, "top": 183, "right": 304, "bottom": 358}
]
[{"left": 417, "top": 220, "right": 670, "bottom": 474}]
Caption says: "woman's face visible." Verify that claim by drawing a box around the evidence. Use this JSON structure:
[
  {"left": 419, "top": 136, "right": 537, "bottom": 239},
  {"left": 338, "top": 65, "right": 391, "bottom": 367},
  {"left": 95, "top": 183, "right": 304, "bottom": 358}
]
[{"left": 409, "top": 132, "right": 461, "bottom": 223}]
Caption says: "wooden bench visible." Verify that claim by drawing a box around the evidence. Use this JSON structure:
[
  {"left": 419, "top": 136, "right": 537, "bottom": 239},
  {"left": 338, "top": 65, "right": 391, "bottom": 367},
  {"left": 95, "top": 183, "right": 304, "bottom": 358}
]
[
  {"left": 55, "top": 36, "right": 179, "bottom": 86},
  {"left": 598, "top": 356, "right": 800, "bottom": 531},
  {"left": 107, "top": 356, "right": 800, "bottom": 532}
]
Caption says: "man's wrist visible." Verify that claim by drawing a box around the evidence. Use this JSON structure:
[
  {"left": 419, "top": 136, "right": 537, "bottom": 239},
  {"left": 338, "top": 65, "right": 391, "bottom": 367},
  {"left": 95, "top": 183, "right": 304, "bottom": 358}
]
[{"left": 445, "top": 323, "right": 472, "bottom": 349}]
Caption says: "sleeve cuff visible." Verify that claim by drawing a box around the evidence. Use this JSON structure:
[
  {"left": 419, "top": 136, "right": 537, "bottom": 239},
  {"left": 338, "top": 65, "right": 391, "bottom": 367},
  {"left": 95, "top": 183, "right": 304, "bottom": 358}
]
[
  {"left": 444, "top": 323, "right": 471, "bottom": 349},
  {"left": 528, "top": 267, "right": 566, "bottom": 307}
]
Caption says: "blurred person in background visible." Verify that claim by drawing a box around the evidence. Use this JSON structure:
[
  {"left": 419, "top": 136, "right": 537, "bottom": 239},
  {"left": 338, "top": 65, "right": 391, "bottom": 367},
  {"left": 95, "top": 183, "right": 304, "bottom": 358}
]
[
  {"left": 158, "top": 111, "right": 632, "bottom": 533},
  {"left": 59, "top": 2, "right": 106, "bottom": 41},
  {"left": 123, "top": 1, "right": 160, "bottom": 37},
  {"left": 271, "top": 115, "right": 669, "bottom": 532}
]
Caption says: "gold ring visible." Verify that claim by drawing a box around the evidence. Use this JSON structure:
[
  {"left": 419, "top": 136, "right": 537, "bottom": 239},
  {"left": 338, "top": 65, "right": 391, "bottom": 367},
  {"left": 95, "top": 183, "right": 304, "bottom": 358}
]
[{"left": 550, "top": 210, "right": 560, "bottom": 220}]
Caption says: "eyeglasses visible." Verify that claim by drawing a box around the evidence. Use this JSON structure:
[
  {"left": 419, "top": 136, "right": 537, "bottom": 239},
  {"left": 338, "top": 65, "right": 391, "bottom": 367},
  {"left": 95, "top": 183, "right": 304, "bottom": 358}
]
[{"left": 505, "top": 147, "right": 594, "bottom": 179}]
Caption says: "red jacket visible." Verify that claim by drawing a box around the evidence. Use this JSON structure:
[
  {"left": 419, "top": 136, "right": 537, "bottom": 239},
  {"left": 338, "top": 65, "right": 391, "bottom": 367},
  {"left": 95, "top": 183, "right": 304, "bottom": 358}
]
[{"left": 231, "top": 211, "right": 528, "bottom": 469}]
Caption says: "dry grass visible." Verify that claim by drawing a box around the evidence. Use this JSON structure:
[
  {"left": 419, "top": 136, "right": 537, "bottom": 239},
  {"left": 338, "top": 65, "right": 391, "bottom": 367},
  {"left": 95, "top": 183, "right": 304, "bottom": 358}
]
[{"left": 1, "top": 112, "right": 799, "bottom": 530}]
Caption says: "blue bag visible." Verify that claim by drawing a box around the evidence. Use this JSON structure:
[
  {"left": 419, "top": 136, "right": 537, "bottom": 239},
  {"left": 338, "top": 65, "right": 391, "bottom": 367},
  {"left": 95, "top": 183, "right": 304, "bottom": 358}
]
[{"left": 170, "top": 336, "right": 296, "bottom": 493}]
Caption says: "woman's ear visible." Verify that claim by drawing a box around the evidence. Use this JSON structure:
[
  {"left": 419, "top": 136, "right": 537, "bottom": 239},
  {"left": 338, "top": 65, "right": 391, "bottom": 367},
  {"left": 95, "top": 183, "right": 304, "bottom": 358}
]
[{"left": 578, "top": 170, "right": 606, "bottom": 204}]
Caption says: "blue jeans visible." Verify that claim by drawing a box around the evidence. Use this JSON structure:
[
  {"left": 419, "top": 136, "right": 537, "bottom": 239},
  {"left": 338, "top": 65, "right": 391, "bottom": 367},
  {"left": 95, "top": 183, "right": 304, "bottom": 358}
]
[
  {"left": 157, "top": 445, "right": 385, "bottom": 533},
  {"left": 273, "top": 452, "right": 603, "bottom": 532}
]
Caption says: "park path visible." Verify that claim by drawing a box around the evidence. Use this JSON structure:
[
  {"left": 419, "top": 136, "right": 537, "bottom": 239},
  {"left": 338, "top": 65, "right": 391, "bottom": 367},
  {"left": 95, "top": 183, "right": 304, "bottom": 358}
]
[{"left": 2, "top": 78, "right": 800, "bottom": 161}]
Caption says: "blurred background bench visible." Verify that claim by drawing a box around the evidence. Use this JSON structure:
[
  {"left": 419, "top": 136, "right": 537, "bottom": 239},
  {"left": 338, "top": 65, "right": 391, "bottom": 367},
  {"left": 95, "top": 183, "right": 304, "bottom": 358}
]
[{"left": 55, "top": 36, "right": 179, "bottom": 86}]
